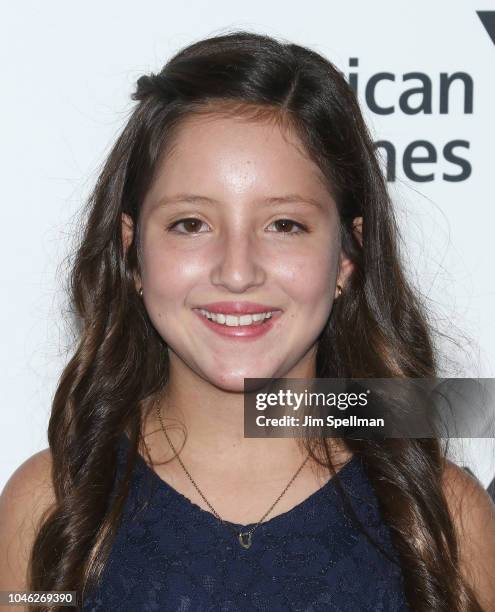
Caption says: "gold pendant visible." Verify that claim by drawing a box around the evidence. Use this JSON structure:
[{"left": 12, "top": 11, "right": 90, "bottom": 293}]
[{"left": 238, "top": 531, "right": 252, "bottom": 549}]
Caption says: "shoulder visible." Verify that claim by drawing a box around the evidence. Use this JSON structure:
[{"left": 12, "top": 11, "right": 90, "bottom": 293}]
[
  {"left": 441, "top": 458, "right": 495, "bottom": 610},
  {"left": 0, "top": 448, "right": 56, "bottom": 591}
]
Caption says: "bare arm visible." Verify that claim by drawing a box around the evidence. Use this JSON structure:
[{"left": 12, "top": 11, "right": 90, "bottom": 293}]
[
  {"left": 0, "top": 450, "right": 55, "bottom": 610},
  {"left": 442, "top": 459, "right": 495, "bottom": 611}
]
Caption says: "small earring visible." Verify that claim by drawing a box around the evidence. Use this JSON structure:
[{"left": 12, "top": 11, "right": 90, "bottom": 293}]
[
  {"left": 138, "top": 287, "right": 143, "bottom": 298},
  {"left": 336, "top": 284, "right": 343, "bottom": 298}
]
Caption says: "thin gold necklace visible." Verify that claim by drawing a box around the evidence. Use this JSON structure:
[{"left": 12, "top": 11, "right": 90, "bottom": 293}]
[{"left": 155, "top": 399, "right": 311, "bottom": 549}]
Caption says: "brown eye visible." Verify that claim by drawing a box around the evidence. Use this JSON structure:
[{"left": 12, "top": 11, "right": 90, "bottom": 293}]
[
  {"left": 168, "top": 218, "right": 208, "bottom": 234},
  {"left": 268, "top": 219, "right": 307, "bottom": 235}
]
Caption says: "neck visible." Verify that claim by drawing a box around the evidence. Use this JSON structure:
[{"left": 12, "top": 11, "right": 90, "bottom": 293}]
[{"left": 141, "top": 353, "right": 339, "bottom": 481}]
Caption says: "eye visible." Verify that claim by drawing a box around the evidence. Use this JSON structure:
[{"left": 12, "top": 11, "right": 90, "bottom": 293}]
[
  {"left": 167, "top": 217, "right": 210, "bottom": 234},
  {"left": 267, "top": 219, "right": 308, "bottom": 236},
  {"left": 166, "top": 217, "right": 308, "bottom": 236}
]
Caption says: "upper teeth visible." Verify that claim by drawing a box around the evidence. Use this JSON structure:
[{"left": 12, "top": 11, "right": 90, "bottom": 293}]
[{"left": 198, "top": 309, "right": 275, "bottom": 326}]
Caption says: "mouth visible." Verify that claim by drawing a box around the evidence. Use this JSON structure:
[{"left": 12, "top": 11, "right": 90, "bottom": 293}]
[
  {"left": 194, "top": 308, "right": 278, "bottom": 326},
  {"left": 192, "top": 307, "right": 282, "bottom": 339}
]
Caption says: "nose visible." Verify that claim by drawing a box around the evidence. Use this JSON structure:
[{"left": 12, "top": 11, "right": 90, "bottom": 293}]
[{"left": 210, "top": 228, "right": 266, "bottom": 293}]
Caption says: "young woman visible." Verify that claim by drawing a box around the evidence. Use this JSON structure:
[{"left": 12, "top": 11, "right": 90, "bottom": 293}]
[{"left": 1, "top": 31, "right": 494, "bottom": 611}]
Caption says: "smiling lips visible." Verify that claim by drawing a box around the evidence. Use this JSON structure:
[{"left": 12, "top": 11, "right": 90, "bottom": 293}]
[
  {"left": 192, "top": 301, "right": 282, "bottom": 339},
  {"left": 194, "top": 301, "right": 282, "bottom": 315}
]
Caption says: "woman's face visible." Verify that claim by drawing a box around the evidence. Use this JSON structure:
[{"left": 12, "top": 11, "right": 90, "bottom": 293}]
[{"left": 123, "top": 113, "right": 353, "bottom": 391}]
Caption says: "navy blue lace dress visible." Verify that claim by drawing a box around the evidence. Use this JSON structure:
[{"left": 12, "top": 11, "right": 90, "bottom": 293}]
[{"left": 82, "top": 435, "right": 409, "bottom": 611}]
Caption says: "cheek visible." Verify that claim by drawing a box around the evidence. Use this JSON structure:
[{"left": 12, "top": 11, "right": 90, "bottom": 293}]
[
  {"left": 141, "top": 235, "right": 204, "bottom": 299},
  {"left": 275, "top": 249, "right": 337, "bottom": 306}
]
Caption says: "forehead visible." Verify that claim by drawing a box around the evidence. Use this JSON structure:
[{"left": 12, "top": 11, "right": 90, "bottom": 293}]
[{"left": 144, "top": 112, "right": 333, "bottom": 209}]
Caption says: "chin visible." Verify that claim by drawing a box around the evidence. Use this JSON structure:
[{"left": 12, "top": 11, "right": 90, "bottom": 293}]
[
  {"left": 204, "top": 369, "right": 275, "bottom": 393},
  {"left": 203, "top": 375, "right": 247, "bottom": 393}
]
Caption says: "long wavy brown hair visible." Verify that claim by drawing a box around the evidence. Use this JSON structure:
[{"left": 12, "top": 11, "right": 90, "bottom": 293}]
[{"left": 28, "top": 30, "right": 483, "bottom": 611}]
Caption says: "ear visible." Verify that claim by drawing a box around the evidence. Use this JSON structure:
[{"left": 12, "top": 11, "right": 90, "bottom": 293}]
[
  {"left": 335, "top": 216, "right": 362, "bottom": 298},
  {"left": 352, "top": 216, "right": 363, "bottom": 247},
  {"left": 121, "top": 213, "right": 141, "bottom": 291},
  {"left": 335, "top": 250, "right": 354, "bottom": 298},
  {"left": 121, "top": 213, "right": 134, "bottom": 255}
]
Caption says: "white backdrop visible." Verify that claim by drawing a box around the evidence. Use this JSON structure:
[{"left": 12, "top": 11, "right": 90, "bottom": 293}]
[{"left": 1, "top": 0, "right": 494, "bottom": 490}]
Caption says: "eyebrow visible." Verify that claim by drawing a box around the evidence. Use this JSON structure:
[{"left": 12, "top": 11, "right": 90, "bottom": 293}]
[{"left": 154, "top": 193, "right": 326, "bottom": 210}]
